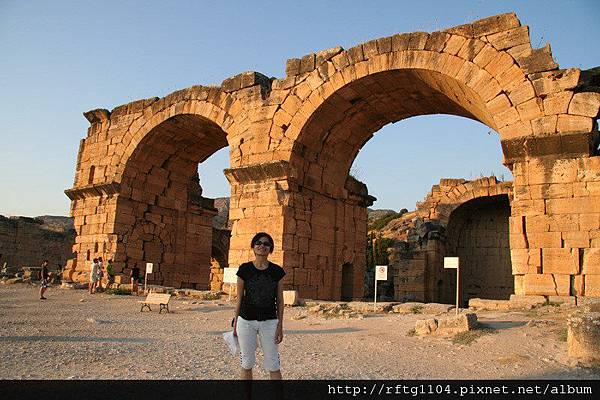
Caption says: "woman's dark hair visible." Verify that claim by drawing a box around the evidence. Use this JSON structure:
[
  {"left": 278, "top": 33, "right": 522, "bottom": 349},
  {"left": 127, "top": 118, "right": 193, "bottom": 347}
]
[{"left": 250, "top": 232, "right": 274, "bottom": 253}]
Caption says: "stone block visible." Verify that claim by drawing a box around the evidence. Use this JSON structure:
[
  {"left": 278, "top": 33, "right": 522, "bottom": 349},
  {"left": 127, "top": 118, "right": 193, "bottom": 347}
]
[
  {"left": 421, "top": 303, "right": 455, "bottom": 314},
  {"left": 568, "top": 92, "right": 600, "bottom": 118},
  {"left": 415, "top": 318, "right": 438, "bottom": 335},
  {"left": 526, "top": 232, "right": 561, "bottom": 248},
  {"left": 468, "top": 298, "right": 510, "bottom": 310},
  {"left": 543, "top": 91, "right": 573, "bottom": 115},
  {"left": 567, "top": 311, "right": 600, "bottom": 366},
  {"left": 582, "top": 249, "right": 600, "bottom": 275},
  {"left": 516, "top": 44, "right": 558, "bottom": 74},
  {"left": 521, "top": 274, "right": 570, "bottom": 296},
  {"left": 487, "top": 26, "right": 530, "bottom": 51},
  {"left": 531, "top": 68, "right": 580, "bottom": 96},
  {"left": 509, "top": 294, "right": 547, "bottom": 309},
  {"left": 585, "top": 275, "right": 600, "bottom": 297},
  {"left": 543, "top": 248, "right": 580, "bottom": 275},
  {"left": 436, "top": 313, "right": 478, "bottom": 335},
  {"left": 557, "top": 114, "right": 593, "bottom": 134}
]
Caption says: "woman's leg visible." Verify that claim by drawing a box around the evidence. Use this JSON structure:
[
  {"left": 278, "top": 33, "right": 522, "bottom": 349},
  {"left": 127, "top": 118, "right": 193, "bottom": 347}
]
[
  {"left": 258, "top": 319, "right": 282, "bottom": 379},
  {"left": 236, "top": 317, "right": 258, "bottom": 380}
]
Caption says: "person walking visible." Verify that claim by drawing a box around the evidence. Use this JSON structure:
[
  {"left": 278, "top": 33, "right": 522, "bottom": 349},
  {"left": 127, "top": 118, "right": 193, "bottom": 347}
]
[
  {"left": 233, "top": 232, "right": 285, "bottom": 380},
  {"left": 39, "top": 260, "right": 50, "bottom": 300}
]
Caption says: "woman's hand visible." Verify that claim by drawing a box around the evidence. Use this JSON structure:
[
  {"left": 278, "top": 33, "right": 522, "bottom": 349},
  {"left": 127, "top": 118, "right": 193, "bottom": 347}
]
[
  {"left": 233, "top": 317, "right": 238, "bottom": 337},
  {"left": 275, "top": 322, "right": 283, "bottom": 344}
]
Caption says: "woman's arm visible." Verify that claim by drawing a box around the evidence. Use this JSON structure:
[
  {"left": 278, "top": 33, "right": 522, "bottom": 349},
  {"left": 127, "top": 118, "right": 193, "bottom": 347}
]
[
  {"left": 233, "top": 276, "right": 244, "bottom": 336},
  {"left": 275, "top": 280, "right": 284, "bottom": 343}
]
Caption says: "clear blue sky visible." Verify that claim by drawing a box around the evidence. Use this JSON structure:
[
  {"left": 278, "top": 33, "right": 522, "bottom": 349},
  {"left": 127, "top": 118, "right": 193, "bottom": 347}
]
[{"left": 1, "top": 0, "right": 598, "bottom": 216}]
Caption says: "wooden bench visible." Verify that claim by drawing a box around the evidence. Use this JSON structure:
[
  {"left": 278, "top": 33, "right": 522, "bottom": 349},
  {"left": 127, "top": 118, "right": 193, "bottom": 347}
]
[{"left": 138, "top": 293, "right": 172, "bottom": 314}]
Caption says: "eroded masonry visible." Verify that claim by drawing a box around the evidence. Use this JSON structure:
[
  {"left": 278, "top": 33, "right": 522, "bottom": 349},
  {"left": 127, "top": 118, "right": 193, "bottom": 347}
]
[{"left": 64, "top": 13, "right": 600, "bottom": 302}]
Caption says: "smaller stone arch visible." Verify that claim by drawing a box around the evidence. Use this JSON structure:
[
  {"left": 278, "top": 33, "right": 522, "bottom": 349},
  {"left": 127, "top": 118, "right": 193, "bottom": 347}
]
[{"left": 382, "top": 176, "right": 513, "bottom": 303}]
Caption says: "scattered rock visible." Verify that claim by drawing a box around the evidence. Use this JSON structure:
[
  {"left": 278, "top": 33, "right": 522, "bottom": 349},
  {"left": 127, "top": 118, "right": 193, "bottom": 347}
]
[
  {"left": 415, "top": 313, "right": 478, "bottom": 336},
  {"left": 415, "top": 319, "right": 438, "bottom": 335},
  {"left": 567, "top": 311, "right": 600, "bottom": 366},
  {"left": 392, "top": 302, "right": 424, "bottom": 314}
]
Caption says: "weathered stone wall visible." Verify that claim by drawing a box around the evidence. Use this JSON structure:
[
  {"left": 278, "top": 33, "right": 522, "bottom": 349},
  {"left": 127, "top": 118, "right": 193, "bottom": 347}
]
[
  {"left": 510, "top": 156, "right": 600, "bottom": 297},
  {"left": 64, "top": 12, "right": 600, "bottom": 299},
  {"left": 0, "top": 215, "right": 75, "bottom": 270},
  {"left": 445, "top": 195, "right": 513, "bottom": 303},
  {"left": 387, "top": 177, "right": 513, "bottom": 303}
]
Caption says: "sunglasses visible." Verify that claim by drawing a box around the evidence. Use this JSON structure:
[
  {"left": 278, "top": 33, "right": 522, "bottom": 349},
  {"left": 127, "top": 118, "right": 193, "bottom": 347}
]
[{"left": 254, "top": 241, "right": 272, "bottom": 247}]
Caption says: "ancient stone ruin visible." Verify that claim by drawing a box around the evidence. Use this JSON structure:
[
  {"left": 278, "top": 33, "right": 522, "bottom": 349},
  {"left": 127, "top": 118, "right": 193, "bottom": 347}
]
[{"left": 63, "top": 13, "right": 599, "bottom": 302}]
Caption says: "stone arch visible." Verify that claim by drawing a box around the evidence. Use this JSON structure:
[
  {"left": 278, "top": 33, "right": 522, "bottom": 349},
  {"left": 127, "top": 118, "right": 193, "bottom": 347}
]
[{"left": 444, "top": 194, "right": 513, "bottom": 305}]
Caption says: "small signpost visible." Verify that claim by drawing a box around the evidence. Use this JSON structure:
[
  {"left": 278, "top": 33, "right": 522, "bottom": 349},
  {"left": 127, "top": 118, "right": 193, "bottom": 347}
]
[
  {"left": 223, "top": 267, "right": 239, "bottom": 301},
  {"left": 145, "top": 262, "right": 153, "bottom": 293},
  {"left": 374, "top": 265, "right": 388, "bottom": 312},
  {"left": 444, "top": 257, "right": 460, "bottom": 315}
]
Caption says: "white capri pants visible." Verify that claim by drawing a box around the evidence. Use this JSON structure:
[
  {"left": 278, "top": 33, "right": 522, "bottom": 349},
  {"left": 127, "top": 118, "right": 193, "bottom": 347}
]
[{"left": 236, "top": 316, "right": 281, "bottom": 371}]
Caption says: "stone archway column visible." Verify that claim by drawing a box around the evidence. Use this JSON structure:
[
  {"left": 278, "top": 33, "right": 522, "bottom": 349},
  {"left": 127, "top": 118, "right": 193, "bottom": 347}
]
[
  {"left": 225, "top": 162, "right": 372, "bottom": 301},
  {"left": 504, "top": 129, "right": 600, "bottom": 299}
]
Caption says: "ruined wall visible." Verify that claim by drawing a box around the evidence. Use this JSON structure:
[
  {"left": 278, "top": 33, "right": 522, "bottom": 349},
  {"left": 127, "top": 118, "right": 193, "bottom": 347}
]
[
  {"left": 510, "top": 156, "right": 600, "bottom": 298},
  {"left": 387, "top": 177, "right": 513, "bottom": 303},
  {"left": 445, "top": 195, "right": 513, "bottom": 304},
  {"left": 0, "top": 216, "right": 75, "bottom": 270},
  {"left": 65, "top": 12, "right": 600, "bottom": 299}
]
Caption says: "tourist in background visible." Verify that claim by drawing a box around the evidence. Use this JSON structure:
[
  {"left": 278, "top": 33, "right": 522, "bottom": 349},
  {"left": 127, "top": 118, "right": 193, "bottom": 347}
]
[
  {"left": 89, "top": 258, "right": 99, "bottom": 294},
  {"left": 39, "top": 260, "right": 50, "bottom": 300},
  {"left": 96, "top": 257, "right": 104, "bottom": 292},
  {"left": 233, "top": 232, "right": 285, "bottom": 380},
  {"left": 130, "top": 265, "right": 140, "bottom": 295},
  {"left": 106, "top": 259, "right": 115, "bottom": 290}
]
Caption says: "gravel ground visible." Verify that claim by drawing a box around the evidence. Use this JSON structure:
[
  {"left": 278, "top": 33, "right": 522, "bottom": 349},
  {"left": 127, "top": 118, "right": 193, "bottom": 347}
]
[{"left": 1, "top": 283, "right": 598, "bottom": 380}]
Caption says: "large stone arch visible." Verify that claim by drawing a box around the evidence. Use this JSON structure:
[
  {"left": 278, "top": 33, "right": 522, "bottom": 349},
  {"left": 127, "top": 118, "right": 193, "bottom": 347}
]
[
  {"left": 65, "top": 13, "right": 600, "bottom": 299},
  {"left": 63, "top": 83, "right": 260, "bottom": 287}
]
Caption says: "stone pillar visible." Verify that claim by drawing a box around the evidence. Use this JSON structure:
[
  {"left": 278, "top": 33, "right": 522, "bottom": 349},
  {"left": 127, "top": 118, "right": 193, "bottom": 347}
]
[
  {"left": 225, "top": 162, "right": 372, "bottom": 300},
  {"left": 508, "top": 150, "right": 600, "bottom": 298}
]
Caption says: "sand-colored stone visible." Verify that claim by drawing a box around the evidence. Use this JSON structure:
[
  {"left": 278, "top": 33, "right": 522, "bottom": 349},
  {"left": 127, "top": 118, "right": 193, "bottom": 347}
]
[{"left": 62, "top": 13, "right": 600, "bottom": 302}]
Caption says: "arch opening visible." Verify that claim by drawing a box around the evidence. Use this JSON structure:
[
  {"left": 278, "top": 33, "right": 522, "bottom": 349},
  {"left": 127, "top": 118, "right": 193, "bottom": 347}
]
[
  {"left": 286, "top": 67, "right": 510, "bottom": 301},
  {"left": 114, "top": 114, "right": 229, "bottom": 289},
  {"left": 443, "top": 194, "right": 513, "bottom": 305}
]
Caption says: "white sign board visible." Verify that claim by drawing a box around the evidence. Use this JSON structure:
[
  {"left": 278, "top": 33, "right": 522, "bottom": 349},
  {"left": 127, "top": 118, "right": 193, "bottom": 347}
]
[
  {"left": 146, "top": 263, "right": 153, "bottom": 273},
  {"left": 444, "top": 257, "right": 459, "bottom": 269},
  {"left": 223, "top": 267, "right": 239, "bottom": 284},
  {"left": 375, "top": 265, "right": 388, "bottom": 281}
]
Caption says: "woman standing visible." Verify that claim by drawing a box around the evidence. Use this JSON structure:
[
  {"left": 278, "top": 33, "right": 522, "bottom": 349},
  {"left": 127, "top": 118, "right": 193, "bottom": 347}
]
[{"left": 233, "top": 232, "right": 285, "bottom": 380}]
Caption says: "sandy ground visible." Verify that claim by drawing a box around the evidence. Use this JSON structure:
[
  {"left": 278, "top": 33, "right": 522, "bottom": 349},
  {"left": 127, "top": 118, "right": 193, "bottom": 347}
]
[{"left": 0, "top": 283, "right": 598, "bottom": 380}]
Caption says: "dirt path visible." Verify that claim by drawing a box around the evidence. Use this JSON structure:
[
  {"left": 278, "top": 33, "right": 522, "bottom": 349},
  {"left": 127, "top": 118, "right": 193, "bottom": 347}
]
[{"left": 0, "top": 284, "right": 598, "bottom": 380}]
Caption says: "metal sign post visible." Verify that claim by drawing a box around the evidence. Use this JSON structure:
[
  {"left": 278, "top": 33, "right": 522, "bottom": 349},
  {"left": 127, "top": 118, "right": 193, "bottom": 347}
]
[
  {"left": 374, "top": 265, "right": 388, "bottom": 312},
  {"left": 145, "top": 263, "right": 153, "bottom": 294},
  {"left": 444, "top": 257, "right": 460, "bottom": 315}
]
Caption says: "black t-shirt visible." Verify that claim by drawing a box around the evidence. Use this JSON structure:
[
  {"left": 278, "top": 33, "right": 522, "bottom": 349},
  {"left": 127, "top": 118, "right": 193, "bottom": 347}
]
[
  {"left": 131, "top": 267, "right": 140, "bottom": 280},
  {"left": 237, "top": 261, "right": 285, "bottom": 321}
]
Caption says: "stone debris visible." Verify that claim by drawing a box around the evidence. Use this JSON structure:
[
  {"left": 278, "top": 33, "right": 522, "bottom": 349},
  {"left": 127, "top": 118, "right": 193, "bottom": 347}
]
[
  {"left": 306, "top": 303, "right": 363, "bottom": 319},
  {"left": 415, "top": 313, "right": 478, "bottom": 336},
  {"left": 567, "top": 311, "right": 600, "bottom": 366},
  {"left": 469, "top": 298, "right": 511, "bottom": 311}
]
